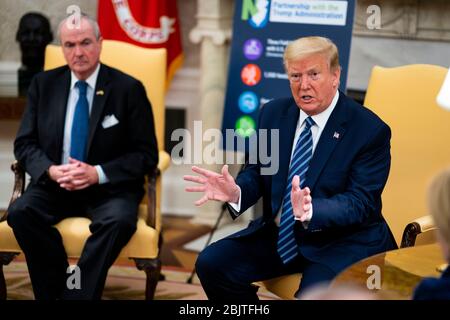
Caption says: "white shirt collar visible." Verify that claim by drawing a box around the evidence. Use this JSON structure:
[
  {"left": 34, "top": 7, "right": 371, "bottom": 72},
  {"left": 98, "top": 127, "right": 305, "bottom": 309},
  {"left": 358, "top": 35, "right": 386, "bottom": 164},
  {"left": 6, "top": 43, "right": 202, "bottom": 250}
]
[
  {"left": 299, "top": 90, "right": 339, "bottom": 129},
  {"left": 70, "top": 63, "right": 101, "bottom": 90}
]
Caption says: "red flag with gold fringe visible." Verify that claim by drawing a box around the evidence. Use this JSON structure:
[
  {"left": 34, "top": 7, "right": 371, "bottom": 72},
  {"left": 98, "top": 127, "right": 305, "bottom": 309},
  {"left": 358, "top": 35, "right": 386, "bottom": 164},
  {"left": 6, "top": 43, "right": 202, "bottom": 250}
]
[{"left": 97, "top": 0, "right": 183, "bottom": 87}]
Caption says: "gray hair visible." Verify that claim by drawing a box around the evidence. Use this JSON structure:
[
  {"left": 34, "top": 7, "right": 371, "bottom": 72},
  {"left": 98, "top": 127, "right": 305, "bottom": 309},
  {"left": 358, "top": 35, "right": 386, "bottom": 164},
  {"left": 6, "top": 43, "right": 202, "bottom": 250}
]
[{"left": 57, "top": 13, "right": 101, "bottom": 42}]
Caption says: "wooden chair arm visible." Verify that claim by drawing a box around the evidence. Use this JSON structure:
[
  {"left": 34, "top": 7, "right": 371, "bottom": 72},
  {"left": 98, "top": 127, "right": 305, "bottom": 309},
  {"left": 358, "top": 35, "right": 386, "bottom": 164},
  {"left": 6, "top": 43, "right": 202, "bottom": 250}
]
[
  {"left": 401, "top": 215, "right": 436, "bottom": 248},
  {"left": 145, "top": 166, "right": 160, "bottom": 229},
  {"left": 1, "top": 161, "right": 25, "bottom": 222},
  {"left": 145, "top": 150, "right": 170, "bottom": 228}
]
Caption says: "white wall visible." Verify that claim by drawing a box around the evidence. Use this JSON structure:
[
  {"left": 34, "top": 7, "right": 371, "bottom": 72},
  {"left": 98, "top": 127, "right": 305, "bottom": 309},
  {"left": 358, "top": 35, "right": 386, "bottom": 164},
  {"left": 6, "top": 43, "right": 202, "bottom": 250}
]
[{"left": 0, "top": 120, "right": 20, "bottom": 209}]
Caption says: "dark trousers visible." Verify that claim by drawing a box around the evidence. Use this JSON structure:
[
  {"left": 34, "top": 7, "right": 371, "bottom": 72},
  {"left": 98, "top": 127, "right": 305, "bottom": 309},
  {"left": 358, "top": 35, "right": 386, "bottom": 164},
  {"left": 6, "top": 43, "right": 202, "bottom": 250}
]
[
  {"left": 195, "top": 223, "right": 336, "bottom": 300},
  {"left": 7, "top": 182, "right": 141, "bottom": 300}
]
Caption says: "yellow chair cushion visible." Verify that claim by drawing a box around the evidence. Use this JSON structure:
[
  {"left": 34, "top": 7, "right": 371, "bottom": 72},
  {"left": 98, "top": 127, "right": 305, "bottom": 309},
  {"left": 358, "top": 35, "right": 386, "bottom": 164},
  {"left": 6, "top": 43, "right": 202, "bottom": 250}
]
[
  {"left": 0, "top": 220, "right": 20, "bottom": 253},
  {"left": 0, "top": 205, "right": 158, "bottom": 259},
  {"left": 261, "top": 273, "right": 302, "bottom": 300}
]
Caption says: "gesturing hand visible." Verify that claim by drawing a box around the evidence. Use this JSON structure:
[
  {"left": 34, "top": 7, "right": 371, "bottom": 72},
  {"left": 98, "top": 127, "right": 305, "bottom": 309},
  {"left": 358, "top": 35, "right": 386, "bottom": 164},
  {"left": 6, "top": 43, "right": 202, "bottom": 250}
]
[
  {"left": 291, "top": 175, "right": 312, "bottom": 221},
  {"left": 184, "top": 165, "right": 240, "bottom": 206}
]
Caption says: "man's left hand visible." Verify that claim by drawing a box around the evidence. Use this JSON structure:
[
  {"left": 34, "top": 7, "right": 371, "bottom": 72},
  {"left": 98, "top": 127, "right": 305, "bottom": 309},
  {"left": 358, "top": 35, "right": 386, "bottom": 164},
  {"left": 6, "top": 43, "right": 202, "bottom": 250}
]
[{"left": 57, "top": 157, "right": 99, "bottom": 191}]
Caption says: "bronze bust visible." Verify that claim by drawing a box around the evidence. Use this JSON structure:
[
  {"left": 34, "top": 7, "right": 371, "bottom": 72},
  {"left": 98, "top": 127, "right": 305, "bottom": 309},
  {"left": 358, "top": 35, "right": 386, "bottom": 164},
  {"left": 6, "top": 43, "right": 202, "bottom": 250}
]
[{"left": 16, "top": 12, "right": 53, "bottom": 96}]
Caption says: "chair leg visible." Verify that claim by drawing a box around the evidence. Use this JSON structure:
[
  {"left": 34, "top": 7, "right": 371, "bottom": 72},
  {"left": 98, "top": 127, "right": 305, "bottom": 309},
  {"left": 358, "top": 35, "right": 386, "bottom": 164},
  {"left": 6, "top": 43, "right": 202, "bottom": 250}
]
[
  {"left": 133, "top": 258, "right": 161, "bottom": 300},
  {"left": 0, "top": 252, "right": 20, "bottom": 300}
]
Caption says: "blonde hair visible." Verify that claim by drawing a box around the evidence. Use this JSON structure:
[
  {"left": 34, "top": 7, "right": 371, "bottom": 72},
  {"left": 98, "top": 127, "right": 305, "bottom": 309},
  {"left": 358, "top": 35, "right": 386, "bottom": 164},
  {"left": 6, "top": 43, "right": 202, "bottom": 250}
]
[
  {"left": 428, "top": 167, "right": 450, "bottom": 247},
  {"left": 283, "top": 36, "right": 340, "bottom": 72}
]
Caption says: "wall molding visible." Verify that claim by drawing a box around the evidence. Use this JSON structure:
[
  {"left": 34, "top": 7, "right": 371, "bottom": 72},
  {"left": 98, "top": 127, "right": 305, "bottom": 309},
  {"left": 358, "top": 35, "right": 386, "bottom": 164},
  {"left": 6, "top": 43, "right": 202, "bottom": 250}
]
[
  {"left": 0, "top": 62, "right": 20, "bottom": 97},
  {"left": 354, "top": 0, "right": 450, "bottom": 41},
  {"left": 163, "top": 67, "right": 201, "bottom": 216}
]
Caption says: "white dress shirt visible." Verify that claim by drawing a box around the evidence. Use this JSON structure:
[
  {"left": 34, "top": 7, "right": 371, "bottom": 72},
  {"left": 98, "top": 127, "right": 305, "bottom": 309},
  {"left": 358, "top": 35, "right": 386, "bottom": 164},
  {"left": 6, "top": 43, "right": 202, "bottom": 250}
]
[
  {"left": 230, "top": 90, "right": 340, "bottom": 227},
  {"left": 62, "top": 63, "right": 108, "bottom": 184}
]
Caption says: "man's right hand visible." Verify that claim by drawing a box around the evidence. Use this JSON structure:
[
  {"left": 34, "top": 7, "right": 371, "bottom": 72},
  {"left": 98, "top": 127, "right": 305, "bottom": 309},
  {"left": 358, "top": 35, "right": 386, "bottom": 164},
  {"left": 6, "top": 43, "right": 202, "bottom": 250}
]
[{"left": 184, "top": 165, "right": 240, "bottom": 206}]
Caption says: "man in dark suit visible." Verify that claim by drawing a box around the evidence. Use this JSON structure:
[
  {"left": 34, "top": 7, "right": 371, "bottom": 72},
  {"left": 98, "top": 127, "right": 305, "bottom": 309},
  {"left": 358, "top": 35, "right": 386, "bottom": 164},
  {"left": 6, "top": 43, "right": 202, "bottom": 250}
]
[
  {"left": 184, "top": 36, "right": 396, "bottom": 300},
  {"left": 7, "top": 14, "right": 158, "bottom": 300}
]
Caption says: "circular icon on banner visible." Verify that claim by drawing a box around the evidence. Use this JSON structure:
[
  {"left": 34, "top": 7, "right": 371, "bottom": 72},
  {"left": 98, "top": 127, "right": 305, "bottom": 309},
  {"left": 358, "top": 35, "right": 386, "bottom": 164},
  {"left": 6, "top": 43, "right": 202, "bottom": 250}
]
[
  {"left": 248, "top": 0, "right": 270, "bottom": 29},
  {"left": 243, "top": 39, "right": 263, "bottom": 60},
  {"left": 235, "top": 116, "right": 256, "bottom": 138},
  {"left": 238, "top": 91, "right": 259, "bottom": 114},
  {"left": 241, "top": 64, "right": 261, "bottom": 86}
]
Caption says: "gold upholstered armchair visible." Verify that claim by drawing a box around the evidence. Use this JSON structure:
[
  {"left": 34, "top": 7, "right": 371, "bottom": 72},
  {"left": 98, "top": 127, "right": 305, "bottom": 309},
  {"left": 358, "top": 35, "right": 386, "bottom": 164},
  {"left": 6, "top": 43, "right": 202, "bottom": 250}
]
[
  {"left": 361, "top": 64, "right": 450, "bottom": 247},
  {"left": 0, "top": 40, "right": 171, "bottom": 300},
  {"left": 261, "top": 64, "right": 450, "bottom": 300}
]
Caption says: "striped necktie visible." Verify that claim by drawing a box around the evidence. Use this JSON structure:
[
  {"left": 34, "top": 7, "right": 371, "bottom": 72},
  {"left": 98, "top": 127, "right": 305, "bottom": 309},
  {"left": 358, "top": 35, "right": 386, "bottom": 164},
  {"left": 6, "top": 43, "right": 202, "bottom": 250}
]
[{"left": 277, "top": 116, "right": 315, "bottom": 264}]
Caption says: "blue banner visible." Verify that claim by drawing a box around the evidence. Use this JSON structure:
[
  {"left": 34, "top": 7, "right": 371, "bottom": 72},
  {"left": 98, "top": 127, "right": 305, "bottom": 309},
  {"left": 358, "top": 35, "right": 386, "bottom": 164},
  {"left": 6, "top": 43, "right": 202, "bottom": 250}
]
[{"left": 222, "top": 0, "right": 355, "bottom": 151}]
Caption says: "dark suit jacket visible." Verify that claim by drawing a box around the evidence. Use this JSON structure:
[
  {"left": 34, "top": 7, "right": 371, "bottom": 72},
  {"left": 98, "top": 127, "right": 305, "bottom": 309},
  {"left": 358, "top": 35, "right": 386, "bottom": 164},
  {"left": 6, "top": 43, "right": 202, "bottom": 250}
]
[
  {"left": 413, "top": 265, "right": 450, "bottom": 300},
  {"left": 228, "top": 91, "right": 397, "bottom": 274},
  {"left": 14, "top": 63, "right": 158, "bottom": 195}
]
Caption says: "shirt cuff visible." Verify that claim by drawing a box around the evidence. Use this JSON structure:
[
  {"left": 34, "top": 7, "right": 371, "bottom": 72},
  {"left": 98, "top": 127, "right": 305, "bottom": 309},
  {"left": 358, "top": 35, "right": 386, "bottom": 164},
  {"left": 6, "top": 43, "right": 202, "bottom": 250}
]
[
  {"left": 95, "top": 165, "right": 109, "bottom": 184},
  {"left": 302, "top": 204, "right": 313, "bottom": 229},
  {"left": 228, "top": 186, "right": 242, "bottom": 212},
  {"left": 294, "top": 202, "right": 313, "bottom": 229}
]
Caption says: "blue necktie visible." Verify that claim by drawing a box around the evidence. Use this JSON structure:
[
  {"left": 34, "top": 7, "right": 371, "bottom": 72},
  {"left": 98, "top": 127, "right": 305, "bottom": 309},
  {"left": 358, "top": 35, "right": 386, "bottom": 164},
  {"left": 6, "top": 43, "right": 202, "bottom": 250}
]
[
  {"left": 70, "top": 80, "right": 89, "bottom": 162},
  {"left": 277, "top": 116, "right": 315, "bottom": 264}
]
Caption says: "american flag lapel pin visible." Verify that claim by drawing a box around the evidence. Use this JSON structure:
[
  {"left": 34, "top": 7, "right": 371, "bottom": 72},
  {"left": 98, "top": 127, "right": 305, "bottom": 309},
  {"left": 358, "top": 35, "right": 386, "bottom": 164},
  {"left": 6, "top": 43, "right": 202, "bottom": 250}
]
[{"left": 333, "top": 132, "right": 340, "bottom": 139}]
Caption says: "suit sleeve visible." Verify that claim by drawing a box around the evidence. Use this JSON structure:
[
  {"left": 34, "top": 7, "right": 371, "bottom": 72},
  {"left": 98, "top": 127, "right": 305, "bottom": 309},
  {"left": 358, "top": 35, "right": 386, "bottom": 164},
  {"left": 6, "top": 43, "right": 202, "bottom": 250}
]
[
  {"left": 306, "top": 122, "right": 391, "bottom": 231},
  {"left": 233, "top": 162, "right": 264, "bottom": 214},
  {"left": 14, "top": 76, "right": 54, "bottom": 182},
  {"left": 101, "top": 80, "right": 158, "bottom": 184}
]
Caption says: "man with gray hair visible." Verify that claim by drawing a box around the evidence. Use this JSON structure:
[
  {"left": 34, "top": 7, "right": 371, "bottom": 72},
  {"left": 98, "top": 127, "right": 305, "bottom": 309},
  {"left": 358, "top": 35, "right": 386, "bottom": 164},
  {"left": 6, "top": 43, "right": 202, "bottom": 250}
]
[
  {"left": 185, "top": 36, "right": 396, "bottom": 300},
  {"left": 7, "top": 14, "right": 158, "bottom": 300}
]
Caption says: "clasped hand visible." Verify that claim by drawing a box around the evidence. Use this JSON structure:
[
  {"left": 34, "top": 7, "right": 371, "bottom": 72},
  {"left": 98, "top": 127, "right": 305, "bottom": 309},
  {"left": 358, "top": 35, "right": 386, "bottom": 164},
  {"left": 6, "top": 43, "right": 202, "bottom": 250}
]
[{"left": 48, "top": 157, "right": 99, "bottom": 191}]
